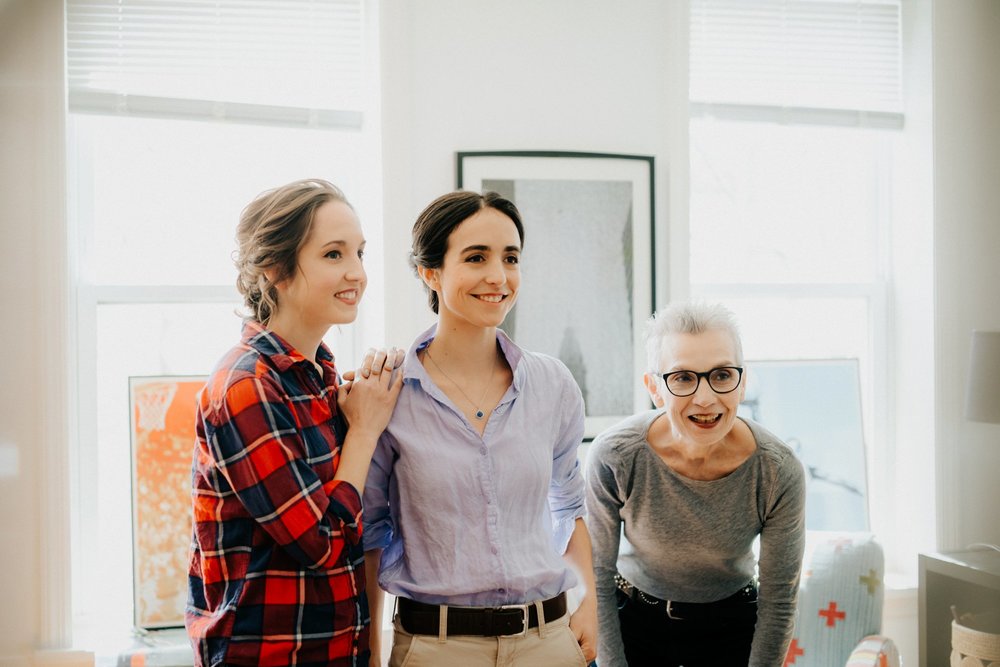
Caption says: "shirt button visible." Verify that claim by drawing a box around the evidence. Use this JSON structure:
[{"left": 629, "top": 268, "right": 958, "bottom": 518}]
[
  {"left": 481, "top": 448, "right": 488, "bottom": 457},
  {"left": 492, "top": 546, "right": 498, "bottom": 555}
]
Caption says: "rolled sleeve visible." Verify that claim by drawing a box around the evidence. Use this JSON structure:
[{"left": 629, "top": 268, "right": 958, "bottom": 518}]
[
  {"left": 548, "top": 374, "right": 587, "bottom": 554},
  {"left": 362, "top": 431, "right": 396, "bottom": 551}
]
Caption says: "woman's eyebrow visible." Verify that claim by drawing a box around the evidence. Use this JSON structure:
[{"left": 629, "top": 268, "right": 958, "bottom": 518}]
[{"left": 458, "top": 244, "right": 522, "bottom": 252}]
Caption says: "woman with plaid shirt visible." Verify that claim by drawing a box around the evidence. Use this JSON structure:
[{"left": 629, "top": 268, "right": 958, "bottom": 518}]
[{"left": 186, "top": 179, "right": 403, "bottom": 666}]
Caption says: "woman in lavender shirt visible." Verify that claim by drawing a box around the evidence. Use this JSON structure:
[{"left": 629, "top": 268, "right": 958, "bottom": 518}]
[{"left": 362, "top": 190, "right": 598, "bottom": 667}]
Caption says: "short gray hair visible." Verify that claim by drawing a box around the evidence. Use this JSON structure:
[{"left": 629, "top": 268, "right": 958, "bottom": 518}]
[{"left": 644, "top": 301, "right": 744, "bottom": 371}]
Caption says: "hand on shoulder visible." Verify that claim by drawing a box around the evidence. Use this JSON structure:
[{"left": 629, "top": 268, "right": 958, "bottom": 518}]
[{"left": 337, "top": 347, "right": 404, "bottom": 441}]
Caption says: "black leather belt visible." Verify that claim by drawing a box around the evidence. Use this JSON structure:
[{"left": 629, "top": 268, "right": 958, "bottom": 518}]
[
  {"left": 397, "top": 592, "right": 567, "bottom": 637},
  {"left": 615, "top": 574, "right": 758, "bottom": 621}
]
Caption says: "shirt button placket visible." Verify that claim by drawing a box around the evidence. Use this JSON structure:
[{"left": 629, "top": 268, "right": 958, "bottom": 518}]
[{"left": 480, "top": 445, "right": 504, "bottom": 587}]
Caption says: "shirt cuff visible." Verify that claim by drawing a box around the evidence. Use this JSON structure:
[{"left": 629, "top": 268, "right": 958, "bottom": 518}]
[
  {"left": 552, "top": 508, "right": 585, "bottom": 554},
  {"left": 327, "top": 479, "right": 363, "bottom": 544}
]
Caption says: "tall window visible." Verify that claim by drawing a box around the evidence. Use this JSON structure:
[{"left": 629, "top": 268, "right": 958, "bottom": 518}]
[
  {"left": 66, "top": 0, "right": 382, "bottom": 647},
  {"left": 688, "top": 0, "right": 912, "bottom": 544}
]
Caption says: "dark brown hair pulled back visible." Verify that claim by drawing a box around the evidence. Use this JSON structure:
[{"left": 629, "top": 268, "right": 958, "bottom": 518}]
[{"left": 409, "top": 190, "right": 524, "bottom": 314}]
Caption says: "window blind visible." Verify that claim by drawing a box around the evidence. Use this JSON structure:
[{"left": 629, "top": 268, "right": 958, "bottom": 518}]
[
  {"left": 690, "top": 0, "right": 902, "bottom": 122},
  {"left": 66, "top": 0, "right": 365, "bottom": 128}
]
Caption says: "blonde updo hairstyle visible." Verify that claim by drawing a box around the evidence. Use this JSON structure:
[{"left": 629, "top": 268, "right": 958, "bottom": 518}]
[{"left": 235, "top": 179, "right": 352, "bottom": 325}]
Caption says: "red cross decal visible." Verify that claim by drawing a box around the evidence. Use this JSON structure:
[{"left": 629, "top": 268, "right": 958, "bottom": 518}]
[
  {"left": 819, "top": 601, "right": 846, "bottom": 627},
  {"left": 828, "top": 537, "right": 853, "bottom": 553},
  {"left": 784, "top": 638, "right": 805, "bottom": 665}
]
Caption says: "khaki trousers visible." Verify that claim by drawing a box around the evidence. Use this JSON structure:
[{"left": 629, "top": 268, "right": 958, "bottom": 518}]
[{"left": 387, "top": 602, "right": 588, "bottom": 667}]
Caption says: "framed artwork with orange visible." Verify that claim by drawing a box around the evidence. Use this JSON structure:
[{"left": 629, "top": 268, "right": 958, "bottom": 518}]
[{"left": 129, "top": 375, "right": 207, "bottom": 629}]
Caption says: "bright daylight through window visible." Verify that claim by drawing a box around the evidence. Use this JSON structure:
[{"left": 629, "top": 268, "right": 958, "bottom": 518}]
[
  {"left": 689, "top": 0, "right": 903, "bottom": 538},
  {"left": 65, "top": 0, "right": 380, "bottom": 653}
]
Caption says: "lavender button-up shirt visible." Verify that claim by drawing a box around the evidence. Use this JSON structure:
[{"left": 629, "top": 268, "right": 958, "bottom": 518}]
[{"left": 362, "top": 325, "right": 586, "bottom": 607}]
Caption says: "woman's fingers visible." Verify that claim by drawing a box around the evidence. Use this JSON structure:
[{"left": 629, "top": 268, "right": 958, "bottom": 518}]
[
  {"left": 371, "top": 348, "right": 388, "bottom": 375},
  {"left": 338, "top": 347, "right": 404, "bottom": 434},
  {"left": 358, "top": 347, "right": 402, "bottom": 383},
  {"left": 377, "top": 348, "right": 401, "bottom": 386},
  {"left": 359, "top": 348, "right": 375, "bottom": 378}
]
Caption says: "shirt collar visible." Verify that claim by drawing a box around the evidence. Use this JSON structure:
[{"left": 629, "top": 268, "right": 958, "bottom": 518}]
[
  {"left": 403, "top": 324, "right": 524, "bottom": 391},
  {"left": 241, "top": 319, "right": 335, "bottom": 373}
]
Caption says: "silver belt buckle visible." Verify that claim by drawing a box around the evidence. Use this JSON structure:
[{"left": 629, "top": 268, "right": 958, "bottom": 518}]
[
  {"left": 499, "top": 604, "right": 529, "bottom": 637},
  {"left": 665, "top": 600, "right": 684, "bottom": 620}
]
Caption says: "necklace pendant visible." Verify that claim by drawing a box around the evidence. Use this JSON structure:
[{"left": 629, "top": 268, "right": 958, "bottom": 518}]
[{"left": 475, "top": 410, "right": 484, "bottom": 419}]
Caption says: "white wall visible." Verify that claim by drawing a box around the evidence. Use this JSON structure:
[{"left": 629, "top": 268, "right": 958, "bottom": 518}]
[
  {"left": 0, "top": 0, "right": 75, "bottom": 664},
  {"left": 882, "top": 0, "right": 935, "bottom": 583},
  {"left": 932, "top": 1, "right": 1000, "bottom": 551},
  {"left": 3, "top": 0, "right": 997, "bottom": 664},
  {"left": 378, "top": 0, "right": 689, "bottom": 346},
  {"left": 373, "top": 5, "right": 936, "bottom": 662},
  {"left": 381, "top": 0, "right": 1000, "bottom": 664}
]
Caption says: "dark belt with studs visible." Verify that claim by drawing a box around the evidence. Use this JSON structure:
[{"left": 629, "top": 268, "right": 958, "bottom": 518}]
[{"left": 615, "top": 573, "right": 758, "bottom": 621}]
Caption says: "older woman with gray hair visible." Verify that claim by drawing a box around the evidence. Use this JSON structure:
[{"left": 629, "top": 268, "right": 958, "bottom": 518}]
[{"left": 585, "top": 301, "right": 806, "bottom": 666}]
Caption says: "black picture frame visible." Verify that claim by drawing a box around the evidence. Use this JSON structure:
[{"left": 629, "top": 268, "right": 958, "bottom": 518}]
[{"left": 457, "top": 150, "right": 656, "bottom": 439}]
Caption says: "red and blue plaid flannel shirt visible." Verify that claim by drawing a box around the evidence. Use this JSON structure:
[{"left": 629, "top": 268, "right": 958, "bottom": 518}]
[{"left": 186, "top": 321, "right": 369, "bottom": 666}]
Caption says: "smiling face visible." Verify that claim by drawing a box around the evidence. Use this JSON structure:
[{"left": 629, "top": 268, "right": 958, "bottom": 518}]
[
  {"left": 419, "top": 207, "right": 521, "bottom": 331},
  {"left": 644, "top": 328, "right": 746, "bottom": 447},
  {"left": 273, "top": 199, "right": 367, "bottom": 331}
]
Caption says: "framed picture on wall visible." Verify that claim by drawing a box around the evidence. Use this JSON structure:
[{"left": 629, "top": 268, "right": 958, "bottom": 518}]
[
  {"left": 457, "top": 151, "right": 656, "bottom": 439},
  {"left": 129, "top": 375, "right": 207, "bottom": 629}
]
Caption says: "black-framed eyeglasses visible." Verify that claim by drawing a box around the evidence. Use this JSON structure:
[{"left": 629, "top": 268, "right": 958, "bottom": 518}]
[{"left": 661, "top": 366, "right": 744, "bottom": 397}]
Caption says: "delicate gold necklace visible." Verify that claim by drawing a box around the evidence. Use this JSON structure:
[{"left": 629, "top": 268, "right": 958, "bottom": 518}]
[{"left": 424, "top": 344, "right": 498, "bottom": 420}]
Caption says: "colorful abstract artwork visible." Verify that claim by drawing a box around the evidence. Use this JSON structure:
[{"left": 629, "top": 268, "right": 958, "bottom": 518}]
[{"left": 129, "top": 375, "right": 206, "bottom": 629}]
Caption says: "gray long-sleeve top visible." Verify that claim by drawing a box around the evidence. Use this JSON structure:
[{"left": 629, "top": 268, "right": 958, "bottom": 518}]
[{"left": 585, "top": 412, "right": 806, "bottom": 667}]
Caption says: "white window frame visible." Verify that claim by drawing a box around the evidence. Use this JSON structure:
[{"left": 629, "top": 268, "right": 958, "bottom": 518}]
[
  {"left": 689, "top": 115, "right": 895, "bottom": 525},
  {"left": 687, "top": 0, "right": 933, "bottom": 580},
  {"left": 66, "top": 0, "right": 382, "bottom": 648}
]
